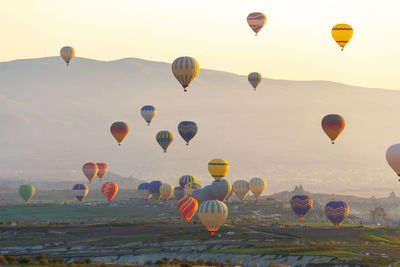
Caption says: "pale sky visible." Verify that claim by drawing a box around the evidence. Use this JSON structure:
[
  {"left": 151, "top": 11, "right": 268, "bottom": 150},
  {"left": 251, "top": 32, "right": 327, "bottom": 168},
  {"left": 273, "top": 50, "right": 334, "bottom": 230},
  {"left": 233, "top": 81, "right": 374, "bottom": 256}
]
[{"left": 0, "top": 0, "right": 399, "bottom": 89}]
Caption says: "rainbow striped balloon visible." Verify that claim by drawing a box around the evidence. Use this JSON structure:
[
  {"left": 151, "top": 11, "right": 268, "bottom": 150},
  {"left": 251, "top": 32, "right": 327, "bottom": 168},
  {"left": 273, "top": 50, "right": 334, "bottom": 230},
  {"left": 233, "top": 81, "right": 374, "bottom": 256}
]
[
  {"left": 247, "top": 12, "right": 267, "bottom": 35},
  {"left": 177, "top": 196, "right": 198, "bottom": 222},
  {"left": 82, "top": 162, "right": 99, "bottom": 183},
  {"left": 248, "top": 72, "right": 262, "bottom": 90},
  {"left": 72, "top": 184, "right": 89, "bottom": 202},
  {"left": 325, "top": 201, "right": 349, "bottom": 228},
  {"left": 102, "top": 182, "right": 118, "bottom": 202},
  {"left": 198, "top": 200, "right": 228, "bottom": 236},
  {"left": 178, "top": 121, "right": 198, "bottom": 145},
  {"left": 171, "top": 57, "right": 199, "bottom": 92},
  {"left": 156, "top": 131, "right": 174, "bottom": 152},
  {"left": 290, "top": 195, "right": 313, "bottom": 220},
  {"left": 321, "top": 114, "right": 345, "bottom": 144}
]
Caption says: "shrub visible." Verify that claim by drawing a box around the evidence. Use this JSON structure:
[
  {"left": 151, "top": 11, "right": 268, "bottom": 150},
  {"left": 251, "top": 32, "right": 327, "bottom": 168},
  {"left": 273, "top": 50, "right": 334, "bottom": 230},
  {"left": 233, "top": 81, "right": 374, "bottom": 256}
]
[
  {"left": 39, "top": 258, "right": 49, "bottom": 265},
  {"left": 36, "top": 253, "right": 45, "bottom": 260},
  {"left": 180, "top": 263, "right": 192, "bottom": 267},
  {"left": 84, "top": 258, "right": 92, "bottom": 264},
  {"left": 100, "top": 264, "right": 108, "bottom": 267},
  {"left": 0, "top": 256, "right": 6, "bottom": 264},
  {"left": 19, "top": 256, "right": 32, "bottom": 264},
  {"left": 144, "top": 260, "right": 153, "bottom": 265},
  {"left": 6, "top": 255, "right": 17, "bottom": 264}
]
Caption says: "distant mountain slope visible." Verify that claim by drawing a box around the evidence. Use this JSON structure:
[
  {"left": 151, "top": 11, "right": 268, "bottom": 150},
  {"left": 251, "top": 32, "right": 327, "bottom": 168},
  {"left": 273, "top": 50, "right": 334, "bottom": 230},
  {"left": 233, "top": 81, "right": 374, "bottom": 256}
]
[{"left": 0, "top": 57, "right": 399, "bottom": 196}]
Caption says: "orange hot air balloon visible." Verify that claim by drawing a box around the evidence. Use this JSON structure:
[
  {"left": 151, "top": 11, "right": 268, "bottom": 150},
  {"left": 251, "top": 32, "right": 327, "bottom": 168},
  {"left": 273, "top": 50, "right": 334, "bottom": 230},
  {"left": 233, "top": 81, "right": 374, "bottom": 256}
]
[
  {"left": 96, "top": 163, "right": 109, "bottom": 179},
  {"left": 177, "top": 197, "right": 198, "bottom": 222},
  {"left": 102, "top": 182, "right": 118, "bottom": 202},
  {"left": 321, "top": 114, "right": 345, "bottom": 144},
  {"left": 110, "top": 122, "right": 129, "bottom": 145},
  {"left": 82, "top": 162, "right": 99, "bottom": 183}
]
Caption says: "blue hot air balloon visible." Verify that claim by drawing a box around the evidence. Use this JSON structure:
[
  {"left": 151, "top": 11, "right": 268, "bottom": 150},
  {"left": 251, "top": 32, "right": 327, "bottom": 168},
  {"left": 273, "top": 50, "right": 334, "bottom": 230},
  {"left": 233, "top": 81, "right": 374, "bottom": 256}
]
[
  {"left": 149, "top": 181, "right": 162, "bottom": 199},
  {"left": 178, "top": 121, "right": 198, "bottom": 145},
  {"left": 325, "top": 201, "right": 349, "bottom": 228},
  {"left": 179, "top": 175, "right": 197, "bottom": 188},
  {"left": 138, "top": 183, "right": 151, "bottom": 200},
  {"left": 290, "top": 195, "right": 313, "bottom": 220},
  {"left": 141, "top": 105, "right": 157, "bottom": 126},
  {"left": 211, "top": 179, "right": 232, "bottom": 202}
]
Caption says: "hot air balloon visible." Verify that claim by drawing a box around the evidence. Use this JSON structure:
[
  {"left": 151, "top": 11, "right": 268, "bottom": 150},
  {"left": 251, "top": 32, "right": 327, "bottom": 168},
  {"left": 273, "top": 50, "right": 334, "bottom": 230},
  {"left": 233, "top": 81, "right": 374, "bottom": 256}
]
[
  {"left": 184, "top": 182, "right": 201, "bottom": 197},
  {"left": 110, "top": 122, "right": 129, "bottom": 145},
  {"left": 82, "top": 162, "right": 99, "bottom": 183},
  {"left": 386, "top": 144, "right": 400, "bottom": 180},
  {"left": 211, "top": 179, "right": 232, "bottom": 201},
  {"left": 202, "top": 185, "right": 217, "bottom": 201},
  {"left": 156, "top": 131, "right": 174, "bottom": 152},
  {"left": 232, "top": 180, "right": 250, "bottom": 201},
  {"left": 247, "top": 12, "right": 267, "bottom": 36},
  {"left": 178, "top": 121, "right": 198, "bottom": 145},
  {"left": 177, "top": 197, "right": 198, "bottom": 222},
  {"left": 332, "top": 24, "right": 353, "bottom": 51},
  {"left": 174, "top": 186, "right": 185, "bottom": 200},
  {"left": 60, "top": 46, "right": 75, "bottom": 66},
  {"left": 102, "top": 182, "right": 118, "bottom": 202},
  {"left": 138, "top": 183, "right": 152, "bottom": 200},
  {"left": 321, "top": 114, "right": 345, "bottom": 144},
  {"left": 249, "top": 177, "right": 266, "bottom": 200},
  {"left": 290, "top": 195, "right": 313, "bottom": 220},
  {"left": 325, "top": 201, "right": 349, "bottom": 228},
  {"left": 149, "top": 181, "right": 162, "bottom": 199},
  {"left": 248, "top": 72, "right": 262, "bottom": 90},
  {"left": 179, "top": 175, "right": 197, "bottom": 188},
  {"left": 160, "top": 184, "right": 174, "bottom": 201},
  {"left": 96, "top": 163, "right": 109, "bottom": 180},
  {"left": 192, "top": 188, "right": 205, "bottom": 204},
  {"left": 72, "top": 184, "right": 89, "bottom": 202},
  {"left": 141, "top": 105, "right": 157, "bottom": 126},
  {"left": 208, "top": 158, "right": 230, "bottom": 181},
  {"left": 198, "top": 200, "right": 228, "bottom": 236},
  {"left": 19, "top": 184, "right": 35, "bottom": 202},
  {"left": 172, "top": 57, "right": 199, "bottom": 92}
]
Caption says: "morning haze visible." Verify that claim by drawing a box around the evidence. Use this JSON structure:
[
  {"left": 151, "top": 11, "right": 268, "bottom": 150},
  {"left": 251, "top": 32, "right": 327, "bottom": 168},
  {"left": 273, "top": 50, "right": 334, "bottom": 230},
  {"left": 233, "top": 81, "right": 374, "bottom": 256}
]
[{"left": 0, "top": 56, "right": 398, "bottom": 197}]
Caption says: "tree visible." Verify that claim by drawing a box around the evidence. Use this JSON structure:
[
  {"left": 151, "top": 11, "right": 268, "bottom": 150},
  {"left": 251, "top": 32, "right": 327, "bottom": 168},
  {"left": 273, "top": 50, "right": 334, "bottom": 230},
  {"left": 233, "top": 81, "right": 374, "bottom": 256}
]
[
  {"left": 269, "top": 260, "right": 274, "bottom": 267},
  {"left": 84, "top": 258, "right": 92, "bottom": 264},
  {"left": 19, "top": 256, "right": 32, "bottom": 264}
]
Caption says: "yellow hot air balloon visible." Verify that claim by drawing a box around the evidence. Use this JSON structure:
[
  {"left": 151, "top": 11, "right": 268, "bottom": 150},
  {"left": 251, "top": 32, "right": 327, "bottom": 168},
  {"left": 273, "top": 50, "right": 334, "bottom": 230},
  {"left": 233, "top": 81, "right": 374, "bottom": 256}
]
[
  {"left": 208, "top": 158, "right": 230, "bottom": 181},
  {"left": 249, "top": 177, "right": 266, "bottom": 199},
  {"left": 60, "top": 46, "right": 75, "bottom": 66},
  {"left": 160, "top": 183, "right": 174, "bottom": 201},
  {"left": 332, "top": 24, "right": 353, "bottom": 51},
  {"left": 171, "top": 57, "right": 199, "bottom": 92},
  {"left": 232, "top": 180, "right": 250, "bottom": 201},
  {"left": 198, "top": 200, "right": 228, "bottom": 236}
]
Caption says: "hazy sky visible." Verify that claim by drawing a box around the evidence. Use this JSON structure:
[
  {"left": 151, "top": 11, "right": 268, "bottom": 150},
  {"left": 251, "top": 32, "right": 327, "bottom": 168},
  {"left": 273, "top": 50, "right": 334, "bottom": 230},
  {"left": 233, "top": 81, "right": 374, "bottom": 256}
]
[{"left": 0, "top": 0, "right": 399, "bottom": 89}]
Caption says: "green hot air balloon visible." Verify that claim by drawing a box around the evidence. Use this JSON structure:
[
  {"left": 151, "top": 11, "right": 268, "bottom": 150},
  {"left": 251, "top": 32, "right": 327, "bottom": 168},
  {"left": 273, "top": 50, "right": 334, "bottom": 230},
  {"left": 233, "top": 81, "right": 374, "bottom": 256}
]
[{"left": 19, "top": 184, "right": 35, "bottom": 202}]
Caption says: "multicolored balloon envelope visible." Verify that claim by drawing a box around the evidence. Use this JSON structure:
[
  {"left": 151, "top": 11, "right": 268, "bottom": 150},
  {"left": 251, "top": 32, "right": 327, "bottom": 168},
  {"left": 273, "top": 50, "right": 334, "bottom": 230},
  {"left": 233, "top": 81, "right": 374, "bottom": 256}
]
[
  {"left": 138, "top": 183, "right": 152, "bottom": 200},
  {"left": 386, "top": 144, "right": 400, "bottom": 178},
  {"left": 179, "top": 175, "right": 197, "bottom": 188},
  {"left": 177, "top": 197, "right": 198, "bottom": 222},
  {"left": 172, "top": 57, "right": 199, "bottom": 92},
  {"left": 321, "top": 114, "right": 345, "bottom": 144},
  {"left": 198, "top": 200, "right": 228, "bottom": 236},
  {"left": 174, "top": 186, "right": 185, "bottom": 200},
  {"left": 60, "top": 46, "right": 75, "bottom": 66},
  {"left": 233, "top": 180, "right": 250, "bottom": 201},
  {"left": 332, "top": 24, "right": 353, "bottom": 51},
  {"left": 178, "top": 121, "right": 198, "bottom": 145},
  {"left": 325, "top": 201, "right": 349, "bottom": 228},
  {"left": 102, "top": 182, "right": 118, "bottom": 202},
  {"left": 156, "top": 131, "right": 174, "bottom": 152},
  {"left": 184, "top": 182, "right": 201, "bottom": 197},
  {"left": 19, "top": 184, "right": 35, "bottom": 202},
  {"left": 82, "top": 162, "right": 99, "bottom": 183},
  {"left": 72, "top": 184, "right": 89, "bottom": 202},
  {"left": 110, "top": 121, "right": 129, "bottom": 145},
  {"left": 149, "top": 181, "right": 162, "bottom": 199},
  {"left": 160, "top": 183, "right": 174, "bottom": 201},
  {"left": 208, "top": 158, "right": 230, "bottom": 181},
  {"left": 290, "top": 195, "right": 313, "bottom": 220},
  {"left": 247, "top": 12, "right": 267, "bottom": 35},
  {"left": 249, "top": 177, "right": 266, "bottom": 199},
  {"left": 211, "top": 179, "right": 232, "bottom": 202},
  {"left": 248, "top": 72, "right": 262, "bottom": 90},
  {"left": 96, "top": 163, "right": 109, "bottom": 179},
  {"left": 141, "top": 105, "right": 157, "bottom": 126}
]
